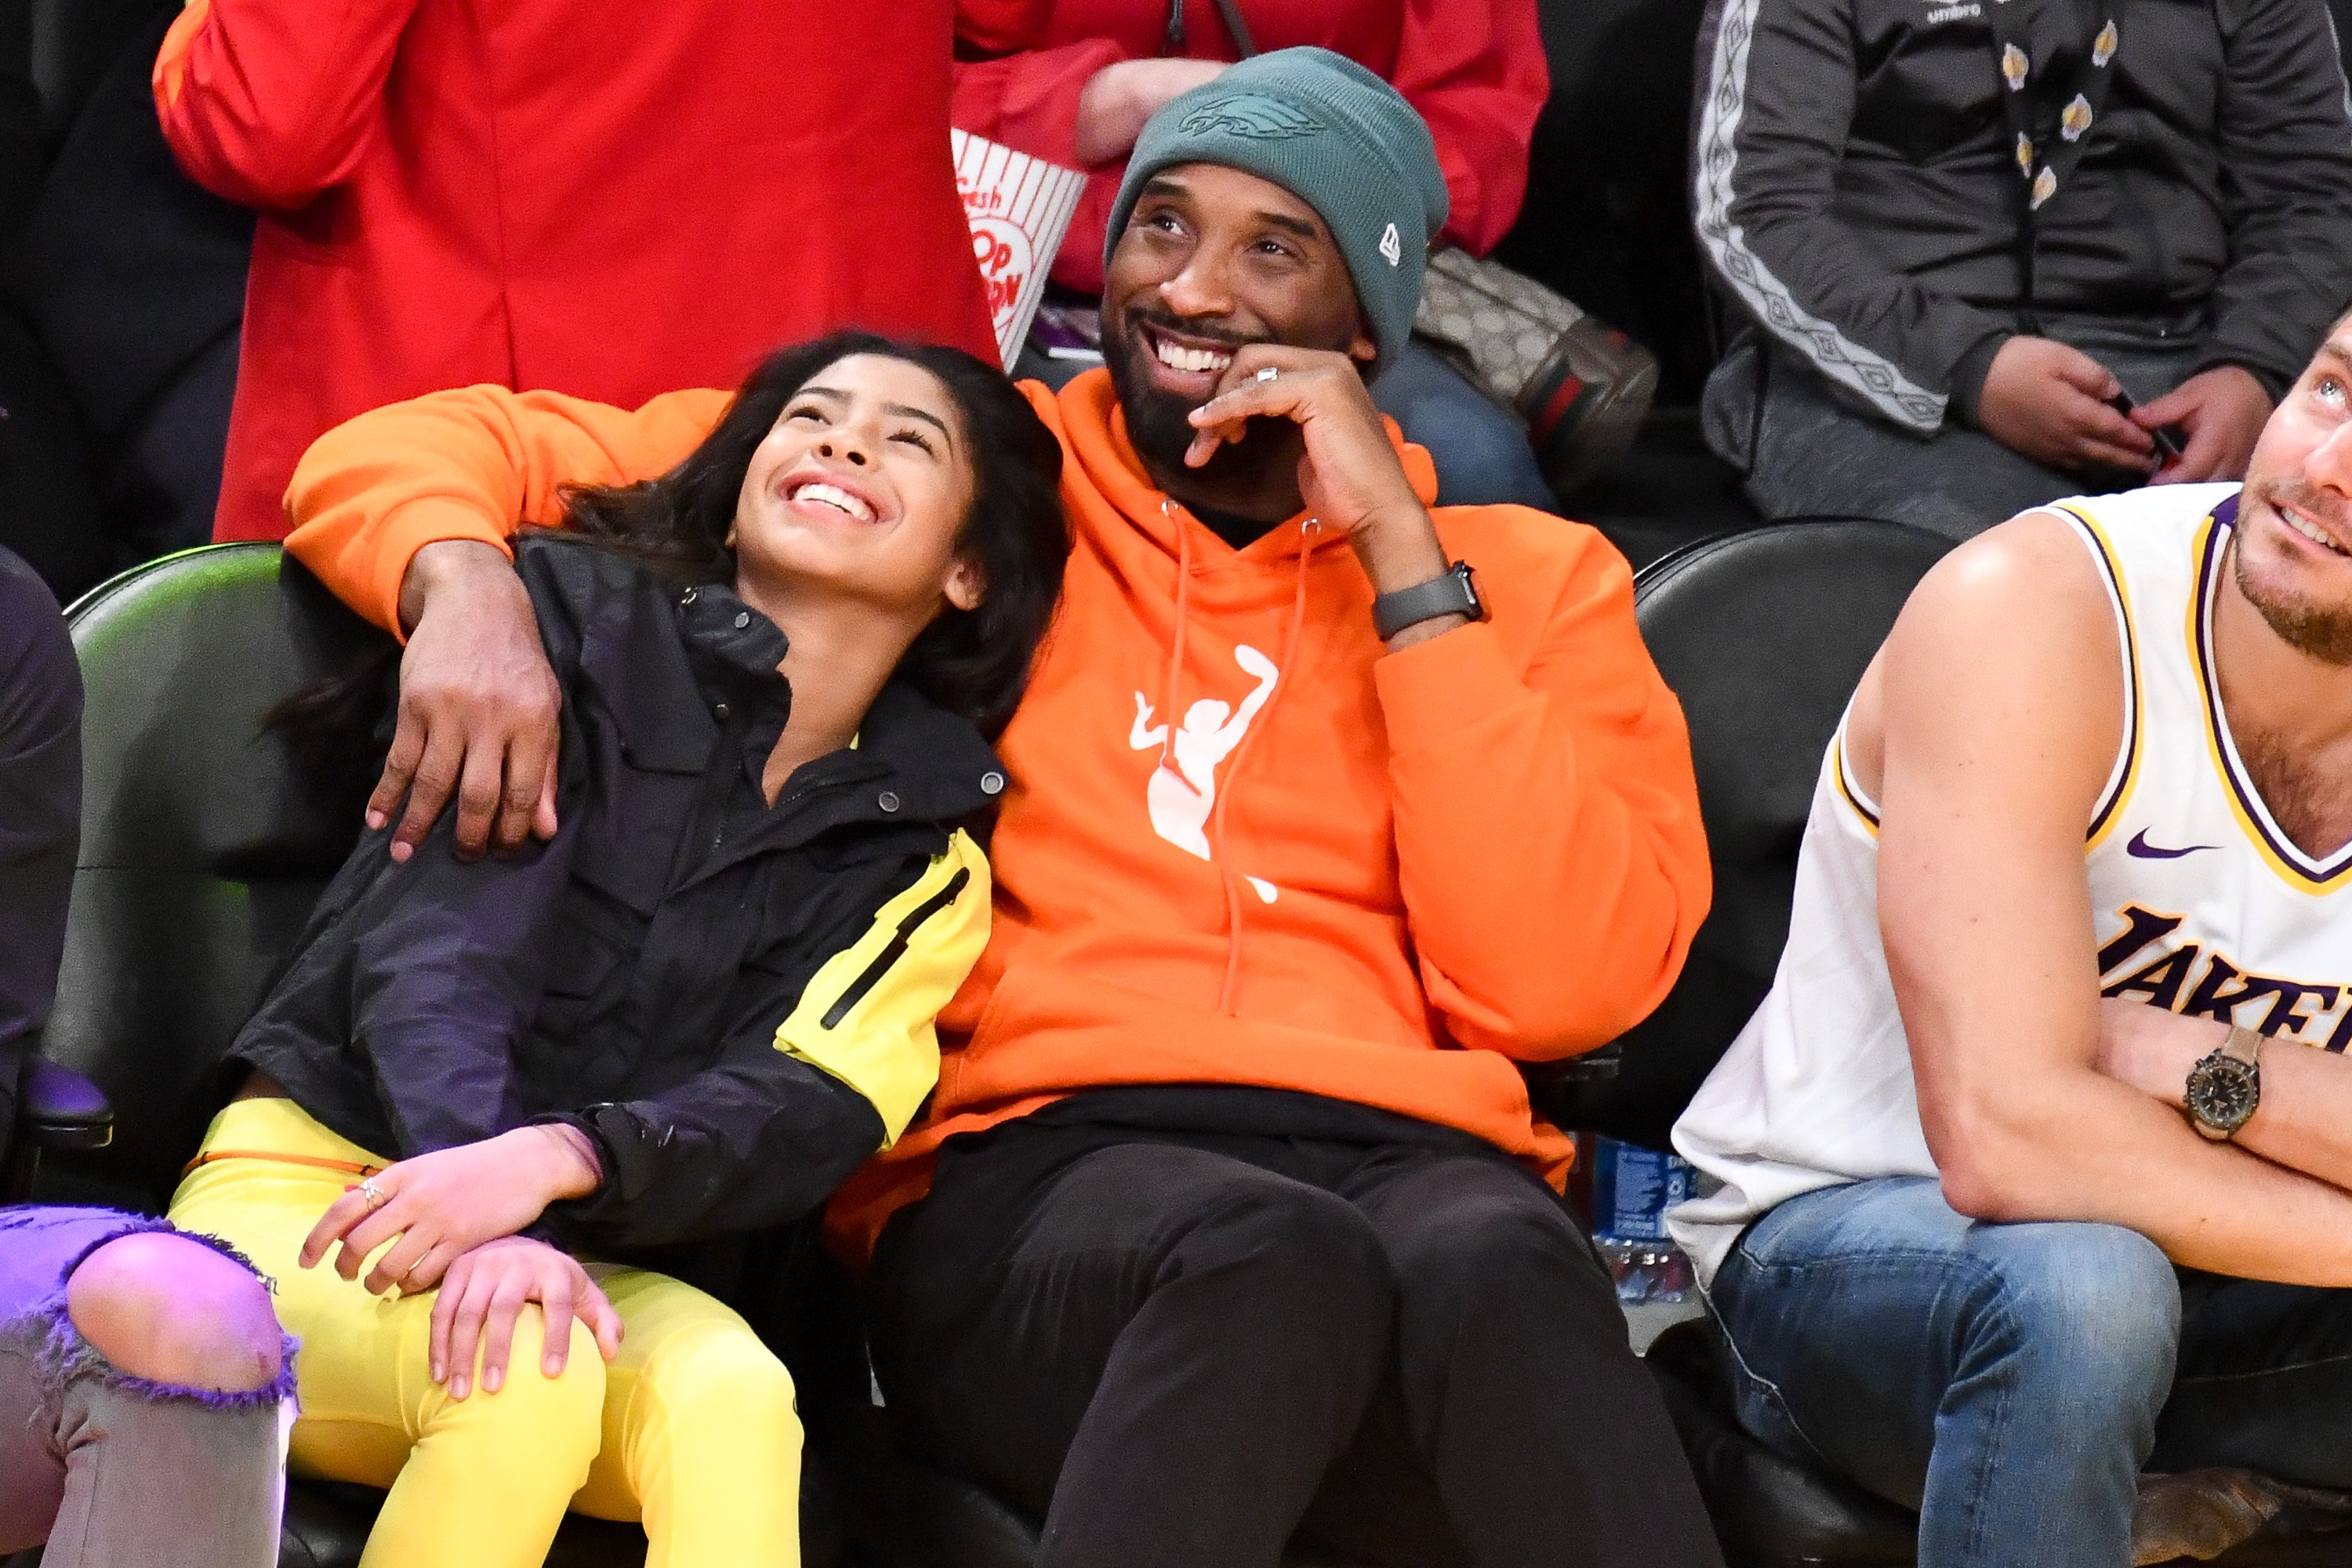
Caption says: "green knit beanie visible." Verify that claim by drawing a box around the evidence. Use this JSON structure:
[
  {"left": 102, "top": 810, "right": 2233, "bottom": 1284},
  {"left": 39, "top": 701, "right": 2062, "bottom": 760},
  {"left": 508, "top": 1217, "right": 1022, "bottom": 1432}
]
[{"left": 1104, "top": 47, "right": 1448, "bottom": 378}]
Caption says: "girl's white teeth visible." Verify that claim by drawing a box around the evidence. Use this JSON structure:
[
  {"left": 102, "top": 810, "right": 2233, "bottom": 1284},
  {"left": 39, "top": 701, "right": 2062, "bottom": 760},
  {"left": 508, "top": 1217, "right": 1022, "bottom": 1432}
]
[
  {"left": 792, "top": 481, "right": 874, "bottom": 522},
  {"left": 2287, "top": 509, "right": 2347, "bottom": 554},
  {"left": 1155, "top": 337, "right": 1232, "bottom": 375}
]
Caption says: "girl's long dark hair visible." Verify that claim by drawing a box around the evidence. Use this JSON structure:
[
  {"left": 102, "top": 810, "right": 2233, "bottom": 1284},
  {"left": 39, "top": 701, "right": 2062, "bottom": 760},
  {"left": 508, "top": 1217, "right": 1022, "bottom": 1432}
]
[{"left": 558, "top": 331, "right": 1068, "bottom": 736}]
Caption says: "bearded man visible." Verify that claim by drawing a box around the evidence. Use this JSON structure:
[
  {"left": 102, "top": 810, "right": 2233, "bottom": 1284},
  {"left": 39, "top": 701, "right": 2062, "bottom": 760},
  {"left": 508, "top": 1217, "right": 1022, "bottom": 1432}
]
[{"left": 1674, "top": 317, "right": 2352, "bottom": 1568}]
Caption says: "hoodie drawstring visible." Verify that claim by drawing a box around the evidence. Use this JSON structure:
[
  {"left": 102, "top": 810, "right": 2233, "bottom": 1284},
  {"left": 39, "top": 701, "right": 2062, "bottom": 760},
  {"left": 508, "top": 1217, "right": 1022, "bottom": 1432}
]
[
  {"left": 1207, "top": 517, "right": 1318, "bottom": 1014},
  {"left": 1154, "top": 503, "right": 1319, "bottom": 1014},
  {"left": 1156, "top": 499, "right": 1192, "bottom": 779}
]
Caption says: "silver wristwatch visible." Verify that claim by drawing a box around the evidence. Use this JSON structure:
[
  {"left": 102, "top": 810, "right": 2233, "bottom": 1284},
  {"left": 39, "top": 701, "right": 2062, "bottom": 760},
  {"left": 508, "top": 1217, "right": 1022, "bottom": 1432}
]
[{"left": 2184, "top": 1025, "right": 2263, "bottom": 1142}]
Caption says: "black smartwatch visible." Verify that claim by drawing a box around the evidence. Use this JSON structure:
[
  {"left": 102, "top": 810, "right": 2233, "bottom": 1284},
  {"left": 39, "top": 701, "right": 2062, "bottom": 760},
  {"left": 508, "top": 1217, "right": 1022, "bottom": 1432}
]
[
  {"left": 2184, "top": 1025, "right": 2263, "bottom": 1142},
  {"left": 1371, "top": 561, "right": 1487, "bottom": 641}
]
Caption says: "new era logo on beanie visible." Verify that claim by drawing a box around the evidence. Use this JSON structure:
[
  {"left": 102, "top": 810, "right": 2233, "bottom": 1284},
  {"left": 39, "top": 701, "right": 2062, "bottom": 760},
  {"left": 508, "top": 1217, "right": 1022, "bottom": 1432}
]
[{"left": 1105, "top": 48, "right": 1449, "bottom": 378}]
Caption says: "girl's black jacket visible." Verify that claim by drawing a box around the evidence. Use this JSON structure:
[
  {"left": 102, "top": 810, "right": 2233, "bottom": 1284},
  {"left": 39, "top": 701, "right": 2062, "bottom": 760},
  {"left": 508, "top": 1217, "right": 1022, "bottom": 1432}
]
[{"left": 230, "top": 534, "right": 1000, "bottom": 1253}]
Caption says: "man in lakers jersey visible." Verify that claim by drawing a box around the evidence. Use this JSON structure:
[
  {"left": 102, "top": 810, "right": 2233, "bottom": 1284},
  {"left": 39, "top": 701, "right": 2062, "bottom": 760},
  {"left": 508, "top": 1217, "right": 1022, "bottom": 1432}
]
[{"left": 1671, "top": 319, "right": 2352, "bottom": 1568}]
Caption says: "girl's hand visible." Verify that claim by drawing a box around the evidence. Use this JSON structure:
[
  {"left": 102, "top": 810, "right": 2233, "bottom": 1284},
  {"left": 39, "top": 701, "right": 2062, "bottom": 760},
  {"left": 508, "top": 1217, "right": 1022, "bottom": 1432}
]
[
  {"left": 300, "top": 1125, "right": 602, "bottom": 1295},
  {"left": 426, "top": 1236, "right": 622, "bottom": 1400}
]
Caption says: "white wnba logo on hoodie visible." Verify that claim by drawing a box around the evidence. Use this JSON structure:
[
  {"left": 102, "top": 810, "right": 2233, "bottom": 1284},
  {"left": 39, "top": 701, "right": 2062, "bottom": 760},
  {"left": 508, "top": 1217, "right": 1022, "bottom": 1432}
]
[{"left": 1129, "top": 644, "right": 1280, "bottom": 862}]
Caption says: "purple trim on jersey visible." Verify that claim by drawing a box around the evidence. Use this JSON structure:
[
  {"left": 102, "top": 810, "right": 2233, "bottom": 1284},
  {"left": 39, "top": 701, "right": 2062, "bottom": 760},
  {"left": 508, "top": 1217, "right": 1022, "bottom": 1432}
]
[
  {"left": 2072, "top": 511, "right": 2140, "bottom": 844},
  {"left": 2192, "top": 507, "right": 2352, "bottom": 887}
]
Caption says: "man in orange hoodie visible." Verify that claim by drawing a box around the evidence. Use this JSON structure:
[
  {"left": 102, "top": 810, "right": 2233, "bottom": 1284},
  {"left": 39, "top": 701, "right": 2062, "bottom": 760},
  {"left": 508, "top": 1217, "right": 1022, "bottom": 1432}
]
[{"left": 281, "top": 49, "right": 1723, "bottom": 1568}]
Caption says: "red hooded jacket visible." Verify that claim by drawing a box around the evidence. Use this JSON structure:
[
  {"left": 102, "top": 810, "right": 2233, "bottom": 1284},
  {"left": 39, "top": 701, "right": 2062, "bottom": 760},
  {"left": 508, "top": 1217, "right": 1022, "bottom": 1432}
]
[{"left": 156, "top": 0, "right": 1047, "bottom": 543}]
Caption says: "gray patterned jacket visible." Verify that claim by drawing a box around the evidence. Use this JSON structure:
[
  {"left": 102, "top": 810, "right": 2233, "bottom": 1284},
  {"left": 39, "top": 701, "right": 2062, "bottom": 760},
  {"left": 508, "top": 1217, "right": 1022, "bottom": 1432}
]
[{"left": 1691, "top": 0, "right": 2352, "bottom": 431}]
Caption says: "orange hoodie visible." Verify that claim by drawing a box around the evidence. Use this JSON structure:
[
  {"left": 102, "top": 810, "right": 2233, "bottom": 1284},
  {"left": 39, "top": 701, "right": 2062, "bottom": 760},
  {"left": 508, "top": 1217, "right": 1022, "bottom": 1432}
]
[{"left": 285, "top": 368, "right": 1711, "bottom": 1255}]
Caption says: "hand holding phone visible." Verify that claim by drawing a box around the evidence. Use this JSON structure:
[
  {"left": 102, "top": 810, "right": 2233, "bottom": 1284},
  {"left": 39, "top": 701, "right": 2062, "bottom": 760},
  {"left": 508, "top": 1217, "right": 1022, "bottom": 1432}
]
[{"left": 2104, "top": 390, "right": 2187, "bottom": 464}]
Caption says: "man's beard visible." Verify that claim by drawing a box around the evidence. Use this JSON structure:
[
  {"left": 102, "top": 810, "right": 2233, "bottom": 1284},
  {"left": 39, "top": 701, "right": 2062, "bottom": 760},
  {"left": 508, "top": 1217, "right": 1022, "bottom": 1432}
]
[
  {"left": 1103, "top": 308, "right": 1326, "bottom": 495},
  {"left": 2238, "top": 482, "right": 2352, "bottom": 666}
]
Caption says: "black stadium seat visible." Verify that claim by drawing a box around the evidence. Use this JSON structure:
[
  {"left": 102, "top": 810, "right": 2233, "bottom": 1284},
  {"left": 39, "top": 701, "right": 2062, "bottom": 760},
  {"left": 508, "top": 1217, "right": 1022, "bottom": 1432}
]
[
  {"left": 1536, "top": 518, "right": 1951, "bottom": 1150},
  {"left": 39, "top": 544, "right": 844, "bottom": 1568},
  {"left": 1552, "top": 520, "right": 2352, "bottom": 1566}
]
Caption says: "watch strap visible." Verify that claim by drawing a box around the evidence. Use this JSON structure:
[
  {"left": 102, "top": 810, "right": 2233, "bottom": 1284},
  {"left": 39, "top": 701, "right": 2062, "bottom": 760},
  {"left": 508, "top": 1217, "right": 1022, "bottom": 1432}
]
[
  {"left": 1372, "top": 562, "right": 1479, "bottom": 641},
  {"left": 2223, "top": 1025, "right": 2263, "bottom": 1068}
]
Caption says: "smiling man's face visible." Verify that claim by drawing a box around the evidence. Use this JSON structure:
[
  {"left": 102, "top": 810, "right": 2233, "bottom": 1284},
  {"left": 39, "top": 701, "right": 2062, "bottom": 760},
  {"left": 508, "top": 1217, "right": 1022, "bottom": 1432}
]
[
  {"left": 2234, "top": 330, "right": 2352, "bottom": 664},
  {"left": 1101, "top": 162, "right": 1374, "bottom": 511}
]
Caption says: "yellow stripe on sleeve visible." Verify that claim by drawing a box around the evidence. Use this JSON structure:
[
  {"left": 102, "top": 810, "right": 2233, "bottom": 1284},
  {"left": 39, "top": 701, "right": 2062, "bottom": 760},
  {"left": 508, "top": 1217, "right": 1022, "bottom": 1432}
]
[{"left": 771, "top": 830, "right": 990, "bottom": 1147}]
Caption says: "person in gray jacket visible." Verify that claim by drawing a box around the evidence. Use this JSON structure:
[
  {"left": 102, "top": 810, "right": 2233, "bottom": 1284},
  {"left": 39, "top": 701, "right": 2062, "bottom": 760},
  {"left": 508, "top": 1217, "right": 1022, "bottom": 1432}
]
[{"left": 1693, "top": 0, "right": 2352, "bottom": 537}]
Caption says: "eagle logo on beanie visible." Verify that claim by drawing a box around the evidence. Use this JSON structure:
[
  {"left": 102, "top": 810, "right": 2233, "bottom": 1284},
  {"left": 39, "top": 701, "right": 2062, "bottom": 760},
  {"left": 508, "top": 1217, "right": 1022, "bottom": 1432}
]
[{"left": 1177, "top": 96, "right": 1324, "bottom": 140}]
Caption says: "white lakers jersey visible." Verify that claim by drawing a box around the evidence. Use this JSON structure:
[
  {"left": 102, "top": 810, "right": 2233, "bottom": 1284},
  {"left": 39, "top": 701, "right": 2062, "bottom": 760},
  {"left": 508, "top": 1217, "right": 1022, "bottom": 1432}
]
[{"left": 1670, "top": 482, "right": 2352, "bottom": 1285}]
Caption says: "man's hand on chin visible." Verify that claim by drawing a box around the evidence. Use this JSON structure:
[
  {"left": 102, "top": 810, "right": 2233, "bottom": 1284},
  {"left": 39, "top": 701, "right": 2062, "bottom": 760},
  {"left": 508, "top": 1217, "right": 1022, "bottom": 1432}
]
[{"left": 1184, "top": 345, "right": 1463, "bottom": 646}]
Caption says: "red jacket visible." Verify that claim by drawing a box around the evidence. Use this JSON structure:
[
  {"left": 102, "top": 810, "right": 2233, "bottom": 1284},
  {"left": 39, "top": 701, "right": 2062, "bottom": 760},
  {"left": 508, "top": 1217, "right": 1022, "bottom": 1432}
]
[
  {"left": 952, "top": 0, "right": 1547, "bottom": 294},
  {"left": 157, "top": 0, "right": 1047, "bottom": 543}
]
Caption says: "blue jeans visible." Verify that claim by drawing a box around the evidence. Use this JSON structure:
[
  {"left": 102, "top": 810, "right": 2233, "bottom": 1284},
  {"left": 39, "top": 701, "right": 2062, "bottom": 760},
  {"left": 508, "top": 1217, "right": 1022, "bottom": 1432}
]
[
  {"left": 1370, "top": 340, "right": 1559, "bottom": 512},
  {"left": 1711, "top": 1177, "right": 2352, "bottom": 1568}
]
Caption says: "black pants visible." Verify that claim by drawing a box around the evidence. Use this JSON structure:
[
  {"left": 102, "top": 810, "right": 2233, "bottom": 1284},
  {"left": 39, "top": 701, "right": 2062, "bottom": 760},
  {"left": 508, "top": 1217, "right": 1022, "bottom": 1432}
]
[{"left": 868, "top": 1102, "right": 1726, "bottom": 1568}]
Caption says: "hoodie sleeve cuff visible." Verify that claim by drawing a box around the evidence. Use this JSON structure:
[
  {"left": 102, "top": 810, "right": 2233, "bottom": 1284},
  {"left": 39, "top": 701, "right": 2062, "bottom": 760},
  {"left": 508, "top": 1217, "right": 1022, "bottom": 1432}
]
[
  {"left": 286, "top": 498, "right": 517, "bottom": 641},
  {"left": 1373, "top": 620, "right": 1525, "bottom": 751},
  {"left": 1947, "top": 331, "right": 2013, "bottom": 429}
]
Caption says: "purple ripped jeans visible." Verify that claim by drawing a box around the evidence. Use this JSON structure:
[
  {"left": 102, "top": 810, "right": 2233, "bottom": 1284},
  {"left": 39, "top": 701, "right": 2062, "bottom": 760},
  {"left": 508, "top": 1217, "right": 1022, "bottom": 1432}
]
[{"left": 0, "top": 1206, "right": 296, "bottom": 1566}]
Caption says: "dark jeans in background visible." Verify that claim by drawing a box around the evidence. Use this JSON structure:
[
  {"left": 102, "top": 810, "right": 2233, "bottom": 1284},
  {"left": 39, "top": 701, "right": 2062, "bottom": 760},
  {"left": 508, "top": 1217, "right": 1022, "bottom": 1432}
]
[
  {"left": 869, "top": 1096, "right": 1726, "bottom": 1568},
  {"left": 0, "top": 1206, "right": 292, "bottom": 1566},
  {"left": 1371, "top": 339, "right": 1560, "bottom": 513},
  {"left": 1710, "top": 1176, "right": 2352, "bottom": 1568},
  {"left": 1704, "top": 314, "right": 2213, "bottom": 540}
]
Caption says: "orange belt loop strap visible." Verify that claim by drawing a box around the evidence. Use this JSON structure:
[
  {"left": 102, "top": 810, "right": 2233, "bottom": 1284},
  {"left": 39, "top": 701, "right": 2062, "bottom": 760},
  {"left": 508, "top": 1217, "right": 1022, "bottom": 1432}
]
[{"left": 179, "top": 1149, "right": 387, "bottom": 1181}]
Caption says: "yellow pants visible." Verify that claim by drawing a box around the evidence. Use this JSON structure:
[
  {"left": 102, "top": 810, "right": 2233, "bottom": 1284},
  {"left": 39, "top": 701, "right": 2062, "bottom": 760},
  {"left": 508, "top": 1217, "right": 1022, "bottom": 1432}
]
[{"left": 169, "top": 1098, "right": 802, "bottom": 1568}]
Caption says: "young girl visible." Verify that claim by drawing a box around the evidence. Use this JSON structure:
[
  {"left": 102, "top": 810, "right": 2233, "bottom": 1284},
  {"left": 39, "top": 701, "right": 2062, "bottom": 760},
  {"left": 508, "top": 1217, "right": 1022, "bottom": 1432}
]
[{"left": 169, "top": 333, "right": 1067, "bottom": 1567}]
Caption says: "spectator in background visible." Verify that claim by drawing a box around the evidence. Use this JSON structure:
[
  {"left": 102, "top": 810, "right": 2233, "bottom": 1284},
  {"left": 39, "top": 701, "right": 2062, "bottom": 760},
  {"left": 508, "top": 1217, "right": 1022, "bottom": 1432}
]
[
  {"left": 955, "top": 0, "right": 1560, "bottom": 510},
  {"left": 0, "top": 0, "right": 250, "bottom": 601},
  {"left": 1693, "top": 0, "right": 2352, "bottom": 538},
  {"left": 153, "top": 0, "right": 1052, "bottom": 543},
  {"left": 0, "top": 546, "right": 294, "bottom": 1568}
]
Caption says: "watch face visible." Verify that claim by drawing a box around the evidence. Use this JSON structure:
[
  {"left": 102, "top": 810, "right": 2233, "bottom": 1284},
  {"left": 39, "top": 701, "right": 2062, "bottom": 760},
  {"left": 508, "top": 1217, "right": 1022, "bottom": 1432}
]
[
  {"left": 2187, "top": 1056, "right": 2260, "bottom": 1132},
  {"left": 1454, "top": 563, "right": 1488, "bottom": 622}
]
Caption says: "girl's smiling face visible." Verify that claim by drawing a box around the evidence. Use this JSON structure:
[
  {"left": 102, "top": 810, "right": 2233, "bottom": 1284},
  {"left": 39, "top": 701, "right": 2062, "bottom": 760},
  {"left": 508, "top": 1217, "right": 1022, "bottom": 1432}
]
[{"left": 731, "top": 352, "right": 985, "bottom": 619}]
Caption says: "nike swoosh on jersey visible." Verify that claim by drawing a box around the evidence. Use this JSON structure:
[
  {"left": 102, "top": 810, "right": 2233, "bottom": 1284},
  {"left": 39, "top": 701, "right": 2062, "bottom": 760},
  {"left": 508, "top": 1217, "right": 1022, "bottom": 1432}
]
[{"left": 2127, "top": 829, "right": 2220, "bottom": 859}]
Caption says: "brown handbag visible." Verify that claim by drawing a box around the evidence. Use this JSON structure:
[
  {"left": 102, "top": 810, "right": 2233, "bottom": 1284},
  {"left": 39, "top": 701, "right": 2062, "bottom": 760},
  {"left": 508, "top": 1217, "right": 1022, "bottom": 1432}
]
[{"left": 1414, "top": 248, "right": 1660, "bottom": 499}]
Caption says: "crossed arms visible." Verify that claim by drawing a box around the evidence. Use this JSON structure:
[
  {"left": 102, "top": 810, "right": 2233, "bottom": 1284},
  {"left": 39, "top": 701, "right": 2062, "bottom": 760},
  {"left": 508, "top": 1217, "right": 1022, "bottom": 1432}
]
[{"left": 1865, "top": 513, "right": 2352, "bottom": 1284}]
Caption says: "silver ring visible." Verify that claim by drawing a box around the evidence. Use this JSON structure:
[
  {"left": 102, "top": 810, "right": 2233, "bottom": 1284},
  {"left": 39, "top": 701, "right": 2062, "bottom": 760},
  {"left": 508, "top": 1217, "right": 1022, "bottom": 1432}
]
[
  {"left": 1254, "top": 365, "right": 1279, "bottom": 383},
  {"left": 359, "top": 1176, "right": 387, "bottom": 1210}
]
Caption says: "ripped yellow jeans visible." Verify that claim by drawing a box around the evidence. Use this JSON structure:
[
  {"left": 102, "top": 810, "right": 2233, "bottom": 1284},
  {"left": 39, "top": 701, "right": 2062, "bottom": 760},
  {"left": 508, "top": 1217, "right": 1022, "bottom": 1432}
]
[{"left": 169, "top": 1098, "right": 801, "bottom": 1568}]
